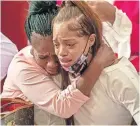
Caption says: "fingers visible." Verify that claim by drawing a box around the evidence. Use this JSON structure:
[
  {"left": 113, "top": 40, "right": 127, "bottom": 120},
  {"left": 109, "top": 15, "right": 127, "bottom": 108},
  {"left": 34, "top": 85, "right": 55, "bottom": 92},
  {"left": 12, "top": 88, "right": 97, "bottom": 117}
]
[
  {"left": 86, "top": 1, "right": 97, "bottom": 6},
  {"left": 100, "top": 43, "right": 112, "bottom": 52}
]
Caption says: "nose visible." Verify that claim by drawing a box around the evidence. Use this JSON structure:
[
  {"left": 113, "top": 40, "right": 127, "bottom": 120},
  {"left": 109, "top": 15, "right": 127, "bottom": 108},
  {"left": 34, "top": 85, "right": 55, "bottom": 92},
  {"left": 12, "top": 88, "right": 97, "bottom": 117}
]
[
  {"left": 47, "top": 59, "right": 58, "bottom": 69},
  {"left": 58, "top": 45, "right": 68, "bottom": 57}
]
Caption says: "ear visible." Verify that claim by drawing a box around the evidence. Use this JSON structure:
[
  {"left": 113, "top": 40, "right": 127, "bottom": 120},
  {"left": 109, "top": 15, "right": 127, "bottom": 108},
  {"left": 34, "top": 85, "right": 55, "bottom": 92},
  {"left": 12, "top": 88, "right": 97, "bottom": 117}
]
[{"left": 88, "top": 34, "right": 96, "bottom": 47}]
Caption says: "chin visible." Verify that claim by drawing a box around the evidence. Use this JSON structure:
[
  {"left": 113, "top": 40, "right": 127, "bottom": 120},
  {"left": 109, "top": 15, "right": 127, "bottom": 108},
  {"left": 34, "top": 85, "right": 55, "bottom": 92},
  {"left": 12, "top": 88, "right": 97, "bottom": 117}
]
[
  {"left": 47, "top": 71, "right": 58, "bottom": 76},
  {"left": 45, "top": 69, "right": 59, "bottom": 76},
  {"left": 50, "top": 73, "right": 58, "bottom": 76}
]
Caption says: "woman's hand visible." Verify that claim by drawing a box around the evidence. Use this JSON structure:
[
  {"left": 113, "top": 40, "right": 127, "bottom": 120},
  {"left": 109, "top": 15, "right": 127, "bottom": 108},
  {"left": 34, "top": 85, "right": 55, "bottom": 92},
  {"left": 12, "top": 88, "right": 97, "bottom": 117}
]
[
  {"left": 94, "top": 43, "right": 116, "bottom": 69},
  {"left": 87, "top": 1, "right": 116, "bottom": 25}
]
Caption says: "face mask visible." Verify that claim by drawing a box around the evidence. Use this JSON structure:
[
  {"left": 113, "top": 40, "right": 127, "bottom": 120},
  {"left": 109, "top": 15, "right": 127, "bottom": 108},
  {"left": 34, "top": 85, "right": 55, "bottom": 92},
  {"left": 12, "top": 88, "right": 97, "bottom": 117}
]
[{"left": 62, "top": 54, "right": 88, "bottom": 77}]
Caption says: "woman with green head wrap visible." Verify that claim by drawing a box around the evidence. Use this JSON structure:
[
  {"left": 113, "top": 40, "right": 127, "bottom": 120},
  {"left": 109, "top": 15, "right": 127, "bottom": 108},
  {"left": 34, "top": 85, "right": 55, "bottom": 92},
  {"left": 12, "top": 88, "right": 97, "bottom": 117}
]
[{"left": 2, "top": 1, "right": 115, "bottom": 125}]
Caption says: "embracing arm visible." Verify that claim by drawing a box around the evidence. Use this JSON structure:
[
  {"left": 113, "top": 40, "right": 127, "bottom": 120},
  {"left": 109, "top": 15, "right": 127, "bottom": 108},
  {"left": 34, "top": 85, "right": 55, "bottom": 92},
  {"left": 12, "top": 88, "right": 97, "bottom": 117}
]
[{"left": 16, "top": 44, "right": 114, "bottom": 118}]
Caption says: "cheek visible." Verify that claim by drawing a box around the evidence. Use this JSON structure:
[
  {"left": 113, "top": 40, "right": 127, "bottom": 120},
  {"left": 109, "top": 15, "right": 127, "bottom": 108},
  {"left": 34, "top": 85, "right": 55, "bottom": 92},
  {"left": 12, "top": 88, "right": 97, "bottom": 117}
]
[
  {"left": 68, "top": 47, "right": 83, "bottom": 62},
  {"left": 33, "top": 50, "right": 47, "bottom": 68},
  {"left": 35, "top": 58, "right": 47, "bottom": 68},
  {"left": 54, "top": 48, "right": 58, "bottom": 56}
]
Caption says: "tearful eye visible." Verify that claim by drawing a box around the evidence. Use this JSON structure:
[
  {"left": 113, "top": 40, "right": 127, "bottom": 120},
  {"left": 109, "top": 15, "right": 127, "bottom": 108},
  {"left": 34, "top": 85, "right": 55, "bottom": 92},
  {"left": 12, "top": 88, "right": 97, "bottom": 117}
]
[
  {"left": 39, "top": 56, "right": 49, "bottom": 60},
  {"left": 54, "top": 43, "right": 59, "bottom": 48},
  {"left": 67, "top": 43, "right": 75, "bottom": 47}
]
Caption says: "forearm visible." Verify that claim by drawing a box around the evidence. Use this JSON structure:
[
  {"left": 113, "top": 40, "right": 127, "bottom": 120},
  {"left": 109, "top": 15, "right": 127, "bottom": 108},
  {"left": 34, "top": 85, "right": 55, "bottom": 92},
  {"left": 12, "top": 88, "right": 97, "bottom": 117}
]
[
  {"left": 106, "top": 5, "right": 116, "bottom": 25},
  {"left": 76, "top": 58, "right": 102, "bottom": 96},
  {"left": 88, "top": 1, "right": 116, "bottom": 25}
]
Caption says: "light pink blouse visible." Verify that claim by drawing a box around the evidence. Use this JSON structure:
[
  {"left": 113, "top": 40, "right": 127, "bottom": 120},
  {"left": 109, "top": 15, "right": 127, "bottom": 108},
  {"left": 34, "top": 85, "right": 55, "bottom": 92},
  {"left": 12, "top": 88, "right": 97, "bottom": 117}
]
[{"left": 2, "top": 46, "right": 89, "bottom": 118}]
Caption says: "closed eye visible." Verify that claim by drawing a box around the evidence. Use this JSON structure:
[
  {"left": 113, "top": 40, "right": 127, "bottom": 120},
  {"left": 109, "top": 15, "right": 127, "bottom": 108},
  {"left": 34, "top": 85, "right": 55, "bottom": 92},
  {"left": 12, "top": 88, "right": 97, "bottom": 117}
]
[
  {"left": 67, "top": 43, "right": 76, "bottom": 47},
  {"left": 54, "top": 43, "right": 59, "bottom": 48},
  {"left": 39, "top": 55, "right": 49, "bottom": 60}
]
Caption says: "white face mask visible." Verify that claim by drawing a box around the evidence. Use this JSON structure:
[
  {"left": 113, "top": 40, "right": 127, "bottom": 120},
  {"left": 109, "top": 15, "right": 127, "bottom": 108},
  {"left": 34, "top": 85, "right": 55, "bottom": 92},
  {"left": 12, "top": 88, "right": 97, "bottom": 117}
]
[{"left": 62, "top": 54, "right": 88, "bottom": 77}]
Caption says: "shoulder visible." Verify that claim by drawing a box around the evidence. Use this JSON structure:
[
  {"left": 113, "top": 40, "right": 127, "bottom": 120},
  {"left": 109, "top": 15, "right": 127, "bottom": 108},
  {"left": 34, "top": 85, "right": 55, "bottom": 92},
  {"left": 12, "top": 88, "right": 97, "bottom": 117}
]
[
  {"left": 101, "top": 57, "right": 139, "bottom": 94},
  {"left": 7, "top": 46, "right": 42, "bottom": 78}
]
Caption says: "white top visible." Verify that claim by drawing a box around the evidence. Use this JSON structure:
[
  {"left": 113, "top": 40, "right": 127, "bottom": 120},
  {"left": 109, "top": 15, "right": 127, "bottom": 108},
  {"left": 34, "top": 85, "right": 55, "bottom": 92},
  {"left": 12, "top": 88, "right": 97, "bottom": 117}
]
[
  {"left": 33, "top": 57, "right": 139, "bottom": 125},
  {"left": 103, "top": 7, "right": 132, "bottom": 59},
  {"left": 0, "top": 33, "right": 18, "bottom": 80},
  {"left": 73, "top": 57, "right": 139, "bottom": 125}
]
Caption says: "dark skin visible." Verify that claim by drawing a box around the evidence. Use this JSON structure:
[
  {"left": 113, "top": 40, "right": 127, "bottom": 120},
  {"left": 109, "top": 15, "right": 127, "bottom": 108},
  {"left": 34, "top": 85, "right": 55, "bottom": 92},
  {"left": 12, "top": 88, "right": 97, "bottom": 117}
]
[{"left": 87, "top": 1, "right": 116, "bottom": 25}]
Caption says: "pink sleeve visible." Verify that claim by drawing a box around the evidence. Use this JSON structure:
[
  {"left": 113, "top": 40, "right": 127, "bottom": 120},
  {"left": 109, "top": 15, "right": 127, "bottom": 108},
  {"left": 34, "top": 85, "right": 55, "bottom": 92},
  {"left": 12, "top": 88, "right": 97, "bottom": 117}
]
[{"left": 16, "top": 63, "right": 89, "bottom": 118}]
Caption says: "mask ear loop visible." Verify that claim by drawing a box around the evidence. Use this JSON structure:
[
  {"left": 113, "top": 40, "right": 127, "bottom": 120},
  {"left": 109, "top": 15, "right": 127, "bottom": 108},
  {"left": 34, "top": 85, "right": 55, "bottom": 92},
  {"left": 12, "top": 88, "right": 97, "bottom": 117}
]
[
  {"left": 102, "top": 35, "right": 111, "bottom": 47},
  {"left": 82, "top": 36, "right": 90, "bottom": 56},
  {"left": 83, "top": 30, "right": 96, "bottom": 57}
]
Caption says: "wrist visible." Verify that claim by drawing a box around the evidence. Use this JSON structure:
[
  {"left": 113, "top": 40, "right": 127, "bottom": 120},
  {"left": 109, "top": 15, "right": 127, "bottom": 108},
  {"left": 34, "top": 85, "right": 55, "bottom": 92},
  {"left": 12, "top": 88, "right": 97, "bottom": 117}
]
[
  {"left": 91, "top": 58, "right": 104, "bottom": 71},
  {"left": 107, "top": 8, "right": 116, "bottom": 25}
]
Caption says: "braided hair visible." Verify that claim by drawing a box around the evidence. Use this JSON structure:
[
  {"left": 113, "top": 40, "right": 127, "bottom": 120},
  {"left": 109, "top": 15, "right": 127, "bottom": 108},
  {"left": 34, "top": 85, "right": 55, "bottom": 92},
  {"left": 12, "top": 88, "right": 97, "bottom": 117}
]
[{"left": 25, "top": 1, "right": 58, "bottom": 42}]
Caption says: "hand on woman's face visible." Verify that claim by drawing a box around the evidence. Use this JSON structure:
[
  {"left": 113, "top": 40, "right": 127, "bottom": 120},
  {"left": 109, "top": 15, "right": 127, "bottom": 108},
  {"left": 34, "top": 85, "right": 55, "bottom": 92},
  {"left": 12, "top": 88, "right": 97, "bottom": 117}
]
[
  {"left": 31, "top": 32, "right": 59, "bottom": 75},
  {"left": 87, "top": 1, "right": 115, "bottom": 24},
  {"left": 53, "top": 20, "right": 90, "bottom": 69}
]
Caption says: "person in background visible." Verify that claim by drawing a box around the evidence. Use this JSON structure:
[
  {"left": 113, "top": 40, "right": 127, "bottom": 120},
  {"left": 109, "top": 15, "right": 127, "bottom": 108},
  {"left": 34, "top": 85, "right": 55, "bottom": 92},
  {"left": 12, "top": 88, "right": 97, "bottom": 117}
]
[
  {"left": 1, "top": 1, "right": 28, "bottom": 50},
  {"left": 0, "top": 32, "right": 18, "bottom": 93},
  {"left": 114, "top": 0, "right": 139, "bottom": 72},
  {"left": 89, "top": 0, "right": 139, "bottom": 72},
  {"left": 86, "top": 1, "right": 132, "bottom": 59}
]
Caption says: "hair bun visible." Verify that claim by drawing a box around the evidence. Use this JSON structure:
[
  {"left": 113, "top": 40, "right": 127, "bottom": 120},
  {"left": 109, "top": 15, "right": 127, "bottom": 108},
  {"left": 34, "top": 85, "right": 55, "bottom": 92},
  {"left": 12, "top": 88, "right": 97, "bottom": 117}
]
[{"left": 29, "top": 1, "right": 57, "bottom": 15}]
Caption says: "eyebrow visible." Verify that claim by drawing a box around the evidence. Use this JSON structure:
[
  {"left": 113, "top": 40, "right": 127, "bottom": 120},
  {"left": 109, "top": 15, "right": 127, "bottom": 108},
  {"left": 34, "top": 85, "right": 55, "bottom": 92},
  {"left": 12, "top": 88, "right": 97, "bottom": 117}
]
[
  {"left": 38, "top": 53, "right": 56, "bottom": 57},
  {"left": 53, "top": 38, "right": 76, "bottom": 43},
  {"left": 64, "top": 39, "right": 75, "bottom": 42}
]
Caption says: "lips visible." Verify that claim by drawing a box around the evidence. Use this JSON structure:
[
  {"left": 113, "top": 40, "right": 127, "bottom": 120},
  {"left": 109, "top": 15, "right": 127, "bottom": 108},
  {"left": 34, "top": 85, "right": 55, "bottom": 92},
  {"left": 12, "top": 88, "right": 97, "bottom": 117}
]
[
  {"left": 58, "top": 58, "right": 72, "bottom": 68},
  {"left": 59, "top": 58, "right": 72, "bottom": 62},
  {"left": 60, "top": 61, "right": 72, "bottom": 68}
]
